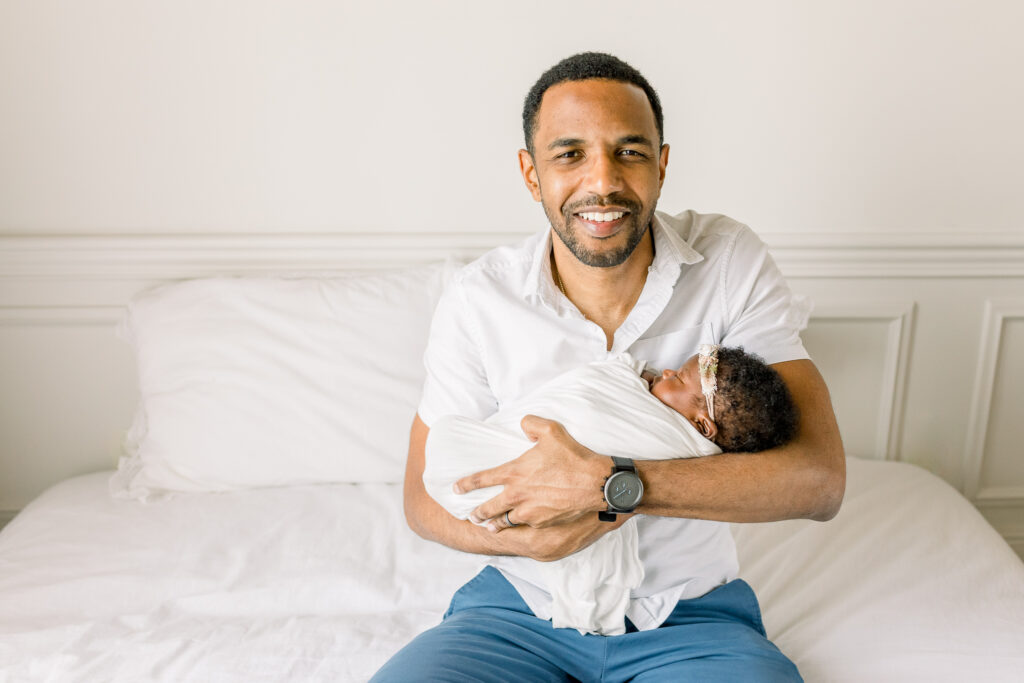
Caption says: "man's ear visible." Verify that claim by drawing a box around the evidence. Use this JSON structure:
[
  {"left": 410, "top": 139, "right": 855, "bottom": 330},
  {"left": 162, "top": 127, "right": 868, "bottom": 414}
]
[
  {"left": 695, "top": 414, "right": 717, "bottom": 441},
  {"left": 518, "top": 149, "right": 543, "bottom": 202},
  {"left": 657, "top": 143, "right": 670, "bottom": 189}
]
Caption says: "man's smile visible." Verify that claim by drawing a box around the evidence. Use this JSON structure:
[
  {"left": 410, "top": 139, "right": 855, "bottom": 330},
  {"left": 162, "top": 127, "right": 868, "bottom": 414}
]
[{"left": 572, "top": 208, "right": 631, "bottom": 238}]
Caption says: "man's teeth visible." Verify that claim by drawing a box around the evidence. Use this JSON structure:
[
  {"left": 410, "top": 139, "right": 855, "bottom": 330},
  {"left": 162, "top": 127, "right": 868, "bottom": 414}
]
[{"left": 578, "top": 211, "right": 625, "bottom": 222}]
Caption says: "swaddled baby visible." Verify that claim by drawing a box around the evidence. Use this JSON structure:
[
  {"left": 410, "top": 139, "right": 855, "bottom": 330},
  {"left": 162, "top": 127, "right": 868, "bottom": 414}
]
[{"left": 423, "top": 346, "right": 797, "bottom": 635}]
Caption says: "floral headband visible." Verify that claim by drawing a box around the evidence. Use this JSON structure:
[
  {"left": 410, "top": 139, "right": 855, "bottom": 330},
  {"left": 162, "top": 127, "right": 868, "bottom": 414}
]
[{"left": 698, "top": 344, "right": 720, "bottom": 421}]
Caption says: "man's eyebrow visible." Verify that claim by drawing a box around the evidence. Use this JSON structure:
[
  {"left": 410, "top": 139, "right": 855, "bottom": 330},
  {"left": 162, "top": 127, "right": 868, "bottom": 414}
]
[
  {"left": 547, "top": 137, "right": 585, "bottom": 150},
  {"left": 546, "top": 135, "right": 656, "bottom": 151},
  {"left": 618, "top": 135, "right": 655, "bottom": 147}
]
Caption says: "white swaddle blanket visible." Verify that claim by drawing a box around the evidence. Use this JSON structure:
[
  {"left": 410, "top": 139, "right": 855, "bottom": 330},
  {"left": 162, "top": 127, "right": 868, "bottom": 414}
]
[{"left": 423, "top": 353, "right": 721, "bottom": 635}]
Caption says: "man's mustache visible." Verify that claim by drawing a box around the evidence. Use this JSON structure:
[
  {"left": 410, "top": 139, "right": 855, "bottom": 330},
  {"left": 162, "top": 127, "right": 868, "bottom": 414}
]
[{"left": 563, "top": 195, "right": 641, "bottom": 215}]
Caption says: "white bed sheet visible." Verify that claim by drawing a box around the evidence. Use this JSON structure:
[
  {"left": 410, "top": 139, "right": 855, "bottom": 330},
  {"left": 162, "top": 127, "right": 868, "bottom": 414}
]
[{"left": 1, "top": 458, "right": 1022, "bottom": 682}]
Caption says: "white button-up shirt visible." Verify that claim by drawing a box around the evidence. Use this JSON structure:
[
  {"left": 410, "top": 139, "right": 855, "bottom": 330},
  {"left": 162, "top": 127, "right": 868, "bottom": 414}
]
[{"left": 418, "top": 210, "right": 809, "bottom": 631}]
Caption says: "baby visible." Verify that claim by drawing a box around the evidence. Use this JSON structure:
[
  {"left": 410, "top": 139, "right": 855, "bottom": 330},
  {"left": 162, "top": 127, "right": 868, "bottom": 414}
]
[
  {"left": 641, "top": 345, "right": 797, "bottom": 454},
  {"left": 423, "top": 345, "right": 797, "bottom": 635}
]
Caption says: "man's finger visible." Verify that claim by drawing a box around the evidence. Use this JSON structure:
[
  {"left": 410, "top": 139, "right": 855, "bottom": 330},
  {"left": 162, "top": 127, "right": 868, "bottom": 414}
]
[
  {"left": 454, "top": 461, "right": 512, "bottom": 495},
  {"left": 519, "top": 414, "right": 564, "bottom": 442},
  {"left": 469, "top": 492, "right": 514, "bottom": 525},
  {"left": 484, "top": 509, "right": 521, "bottom": 533}
]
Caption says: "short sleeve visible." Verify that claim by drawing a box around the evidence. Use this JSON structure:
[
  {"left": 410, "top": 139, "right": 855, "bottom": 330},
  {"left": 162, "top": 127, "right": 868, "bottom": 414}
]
[
  {"left": 417, "top": 277, "right": 498, "bottom": 426},
  {"left": 720, "top": 226, "right": 809, "bottom": 366}
]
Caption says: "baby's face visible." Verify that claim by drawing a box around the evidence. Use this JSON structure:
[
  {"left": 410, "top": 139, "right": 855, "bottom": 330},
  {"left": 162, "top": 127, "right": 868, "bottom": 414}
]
[
  {"left": 650, "top": 354, "right": 718, "bottom": 440},
  {"left": 650, "top": 354, "right": 704, "bottom": 420}
]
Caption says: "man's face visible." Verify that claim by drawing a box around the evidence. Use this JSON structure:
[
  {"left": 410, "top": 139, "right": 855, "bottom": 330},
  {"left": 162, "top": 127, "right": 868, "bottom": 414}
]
[{"left": 519, "top": 78, "right": 669, "bottom": 268}]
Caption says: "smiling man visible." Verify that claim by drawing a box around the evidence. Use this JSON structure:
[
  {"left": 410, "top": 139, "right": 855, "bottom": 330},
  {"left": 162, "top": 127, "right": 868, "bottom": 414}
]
[{"left": 372, "top": 52, "right": 845, "bottom": 682}]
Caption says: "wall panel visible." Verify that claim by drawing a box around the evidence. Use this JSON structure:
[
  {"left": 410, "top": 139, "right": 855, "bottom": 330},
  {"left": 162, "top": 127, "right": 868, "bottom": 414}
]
[{"left": 802, "top": 301, "right": 914, "bottom": 461}]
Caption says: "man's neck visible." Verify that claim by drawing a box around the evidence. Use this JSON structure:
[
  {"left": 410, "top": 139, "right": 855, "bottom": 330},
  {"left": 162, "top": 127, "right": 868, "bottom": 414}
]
[{"left": 551, "top": 228, "right": 654, "bottom": 350}]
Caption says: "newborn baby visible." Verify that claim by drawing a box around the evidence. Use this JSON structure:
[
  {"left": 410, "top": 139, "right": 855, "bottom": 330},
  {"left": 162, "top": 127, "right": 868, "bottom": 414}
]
[{"left": 423, "top": 346, "right": 797, "bottom": 635}]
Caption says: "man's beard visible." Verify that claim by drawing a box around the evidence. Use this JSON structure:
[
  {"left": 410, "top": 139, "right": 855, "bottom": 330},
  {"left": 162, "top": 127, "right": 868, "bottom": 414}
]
[{"left": 543, "top": 194, "right": 653, "bottom": 268}]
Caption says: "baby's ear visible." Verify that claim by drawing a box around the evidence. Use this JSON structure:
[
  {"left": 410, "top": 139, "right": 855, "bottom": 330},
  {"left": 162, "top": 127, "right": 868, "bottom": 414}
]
[{"left": 695, "top": 414, "right": 718, "bottom": 440}]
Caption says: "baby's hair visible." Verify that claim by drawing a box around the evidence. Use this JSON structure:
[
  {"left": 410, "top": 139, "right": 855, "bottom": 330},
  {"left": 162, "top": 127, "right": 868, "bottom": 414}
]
[{"left": 712, "top": 347, "right": 798, "bottom": 453}]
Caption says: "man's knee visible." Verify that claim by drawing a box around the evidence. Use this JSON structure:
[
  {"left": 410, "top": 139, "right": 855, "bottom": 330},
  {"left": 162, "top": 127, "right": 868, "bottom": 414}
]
[
  {"left": 371, "top": 615, "right": 567, "bottom": 683},
  {"left": 630, "top": 650, "right": 802, "bottom": 683}
]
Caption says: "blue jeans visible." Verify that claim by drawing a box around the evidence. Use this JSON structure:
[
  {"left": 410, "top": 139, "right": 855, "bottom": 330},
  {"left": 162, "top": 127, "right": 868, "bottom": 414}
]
[{"left": 372, "top": 566, "right": 802, "bottom": 682}]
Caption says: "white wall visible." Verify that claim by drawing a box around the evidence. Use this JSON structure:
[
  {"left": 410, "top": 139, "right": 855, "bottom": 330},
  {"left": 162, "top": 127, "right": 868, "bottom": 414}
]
[
  {"left": 1, "top": 0, "right": 1023, "bottom": 235},
  {"left": 1, "top": 2, "right": 1023, "bottom": 552}
]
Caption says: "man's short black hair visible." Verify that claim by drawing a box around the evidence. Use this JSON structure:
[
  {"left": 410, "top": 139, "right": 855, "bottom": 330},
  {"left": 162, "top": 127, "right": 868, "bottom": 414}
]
[
  {"left": 712, "top": 347, "right": 799, "bottom": 454},
  {"left": 522, "top": 52, "right": 664, "bottom": 154}
]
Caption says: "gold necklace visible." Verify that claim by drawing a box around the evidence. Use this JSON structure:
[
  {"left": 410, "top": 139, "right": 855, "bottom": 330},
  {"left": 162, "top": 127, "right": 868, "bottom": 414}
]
[
  {"left": 551, "top": 252, "right": 568, "bottom": 296},
  {"left": 555, "top": 267, "right": 567, "bottom": 297}
]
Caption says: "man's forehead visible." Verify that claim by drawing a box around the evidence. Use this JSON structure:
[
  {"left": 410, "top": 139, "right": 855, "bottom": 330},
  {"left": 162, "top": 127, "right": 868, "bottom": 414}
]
[{"left": 534, "top": 78, "right": 659, "bottom": 144}]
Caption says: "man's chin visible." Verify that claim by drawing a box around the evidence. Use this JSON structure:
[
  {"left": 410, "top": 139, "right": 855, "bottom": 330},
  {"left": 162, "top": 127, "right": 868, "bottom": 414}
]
[{"left": 555, "top": 218, "right": 649, "bottom": 268}]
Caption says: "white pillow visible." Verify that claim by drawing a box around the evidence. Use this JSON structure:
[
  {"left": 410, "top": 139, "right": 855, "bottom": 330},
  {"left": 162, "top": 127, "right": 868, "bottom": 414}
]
[{"left": 110, "top": 262, "right": 458, "bottom": 499}]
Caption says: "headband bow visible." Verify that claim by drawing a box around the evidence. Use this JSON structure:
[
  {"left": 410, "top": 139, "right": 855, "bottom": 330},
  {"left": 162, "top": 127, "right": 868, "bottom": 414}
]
[{"left": 698, "top": 344, "right": 720, "bottom": 421}]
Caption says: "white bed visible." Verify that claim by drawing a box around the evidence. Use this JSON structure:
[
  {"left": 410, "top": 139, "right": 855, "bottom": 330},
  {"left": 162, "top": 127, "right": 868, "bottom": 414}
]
[
  {"left": 1, "top": 264, "right": 1023, "bottom": 682},
  {"left": 2, "top": 459, "right": 1023, "bottom": 682}
]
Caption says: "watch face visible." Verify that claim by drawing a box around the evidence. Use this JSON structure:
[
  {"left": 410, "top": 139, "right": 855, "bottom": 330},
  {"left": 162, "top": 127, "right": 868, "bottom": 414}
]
[{"left": 606, "top": 471, "right": 643, "bottom": 510}]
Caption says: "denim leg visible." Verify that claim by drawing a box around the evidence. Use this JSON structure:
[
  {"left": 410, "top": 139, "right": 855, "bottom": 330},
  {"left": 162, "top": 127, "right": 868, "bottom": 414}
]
[
  {"left": 371, "top": 567, "right": 591, "bottom": 683},
  {"left": 607, "top": 580, "right": 803, "bottom": 683}
]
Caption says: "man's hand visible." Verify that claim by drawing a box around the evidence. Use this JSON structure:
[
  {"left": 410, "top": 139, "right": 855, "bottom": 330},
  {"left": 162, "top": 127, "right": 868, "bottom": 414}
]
[
  {"left": 487, "top": 512, "right": 631, "bottom": 562},
  {"left": 404, "top": 414, "right": 621, "bottom": 562},
  {"left": 456, "top": 415, "right": 612, "bottom": 530}
]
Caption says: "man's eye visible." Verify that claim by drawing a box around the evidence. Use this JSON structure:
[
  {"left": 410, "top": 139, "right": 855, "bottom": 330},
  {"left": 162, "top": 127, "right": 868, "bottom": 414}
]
[
  {"left": 555, "top": 150, "right": 581, "bottom": 159},
  {"left": 620, "top": 149, "right": 646, "bottom": 158}
]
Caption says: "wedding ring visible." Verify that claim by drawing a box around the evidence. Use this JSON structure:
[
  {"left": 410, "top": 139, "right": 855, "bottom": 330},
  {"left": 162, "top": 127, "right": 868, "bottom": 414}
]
[{"left": 505, "top": 510, "right": 520, "bottom": 528}]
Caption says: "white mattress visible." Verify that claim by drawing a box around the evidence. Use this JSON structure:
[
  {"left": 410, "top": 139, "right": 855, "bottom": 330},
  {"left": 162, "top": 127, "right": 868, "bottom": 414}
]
[{"left": 1, "top": 458, "right": 1023, "bottom": 682}]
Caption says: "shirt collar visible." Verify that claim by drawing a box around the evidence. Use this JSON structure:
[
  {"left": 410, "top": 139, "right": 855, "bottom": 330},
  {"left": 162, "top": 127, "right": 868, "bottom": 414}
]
[
  {"left": 522, "top": 228, "right": 558, "bottom": 303},
  {"left": 522, "top": 211, "right": 705, "bottom": 304}
]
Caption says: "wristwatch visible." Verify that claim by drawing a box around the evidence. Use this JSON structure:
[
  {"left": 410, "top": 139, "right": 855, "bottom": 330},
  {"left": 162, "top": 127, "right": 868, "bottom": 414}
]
[{"left": 600, "top": 456, "right": 643, "bottom": 521}]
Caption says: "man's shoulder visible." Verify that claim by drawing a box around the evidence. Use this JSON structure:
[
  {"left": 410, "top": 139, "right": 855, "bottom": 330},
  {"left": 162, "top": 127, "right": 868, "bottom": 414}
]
[
  {"left": 450, "top": 230, "right": 545, "bottom": 288},
  {"left": 452, "top": 231, "right": 540, "bottom": 278},
  {"left": 657, "top": 209, "right": 754, "bottom": 246}
]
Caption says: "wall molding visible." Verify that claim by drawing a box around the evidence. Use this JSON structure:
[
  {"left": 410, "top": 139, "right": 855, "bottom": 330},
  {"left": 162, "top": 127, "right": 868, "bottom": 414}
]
[
  {"left": 809, "top": 300, "right": 916, "bottom": 461},
  {"left": 0, "top": 305, "right": 125, "bottom": 326},
  {"left": 963, "top": 299, "right": 1024, "bottom": 502},
  {"left": 1, "top": 232, "right": 1023, "bottom": 280},
  {"left": 0, "top": 233, "right": 525, "bottom": 280},
  {"left": 975, "top": 487, "right": 1024, "bottom": 503},
  {"left": 766, "top": 232, "right": 1024, "bottom": 278}
]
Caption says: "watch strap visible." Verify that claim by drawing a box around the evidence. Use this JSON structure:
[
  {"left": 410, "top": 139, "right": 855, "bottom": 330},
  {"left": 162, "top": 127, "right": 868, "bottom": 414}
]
[
  {"left": 601, "top": 456, "right": 641, "bottom": 520},
  {"left": 610, "top": 455, "right": 636, "bottom": 473}
]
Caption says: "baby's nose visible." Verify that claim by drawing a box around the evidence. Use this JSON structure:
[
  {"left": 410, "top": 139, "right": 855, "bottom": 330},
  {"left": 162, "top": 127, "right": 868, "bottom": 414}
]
[{"left": 661, "top": 368, "right": 675, "bottom": 378}]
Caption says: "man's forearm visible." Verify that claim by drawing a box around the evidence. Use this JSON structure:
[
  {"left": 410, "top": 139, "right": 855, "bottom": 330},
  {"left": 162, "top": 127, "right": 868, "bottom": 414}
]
[
  {"left": 403, "top": 414, "right": 511, "bottom": 555},
  {"left": 635, "top": 448, "right": 843, "bottom": 522}
]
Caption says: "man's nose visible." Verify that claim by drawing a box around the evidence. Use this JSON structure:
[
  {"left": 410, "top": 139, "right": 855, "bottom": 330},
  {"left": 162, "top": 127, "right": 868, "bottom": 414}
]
[{"left": 584, "top": 152, "right": 624, "bottom": 196}]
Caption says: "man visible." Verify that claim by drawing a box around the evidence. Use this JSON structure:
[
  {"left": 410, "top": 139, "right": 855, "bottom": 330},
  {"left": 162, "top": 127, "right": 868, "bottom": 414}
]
[{"left": 373, "top": 52, "right": 845, "bottom": 681}]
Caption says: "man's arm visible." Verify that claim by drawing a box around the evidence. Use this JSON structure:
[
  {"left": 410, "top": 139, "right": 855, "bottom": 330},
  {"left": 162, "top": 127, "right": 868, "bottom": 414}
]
[
  {"left": 403, "top": 414, "right": 629, "bottom": 562},
  {"left": 458, "top": 359, "right": 845, "bottom": 526}
]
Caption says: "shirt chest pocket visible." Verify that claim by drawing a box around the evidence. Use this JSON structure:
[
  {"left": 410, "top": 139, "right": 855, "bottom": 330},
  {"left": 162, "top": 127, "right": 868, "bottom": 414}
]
[{"left": 628, "top": 322, "right": 715, "bottom": 371}]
